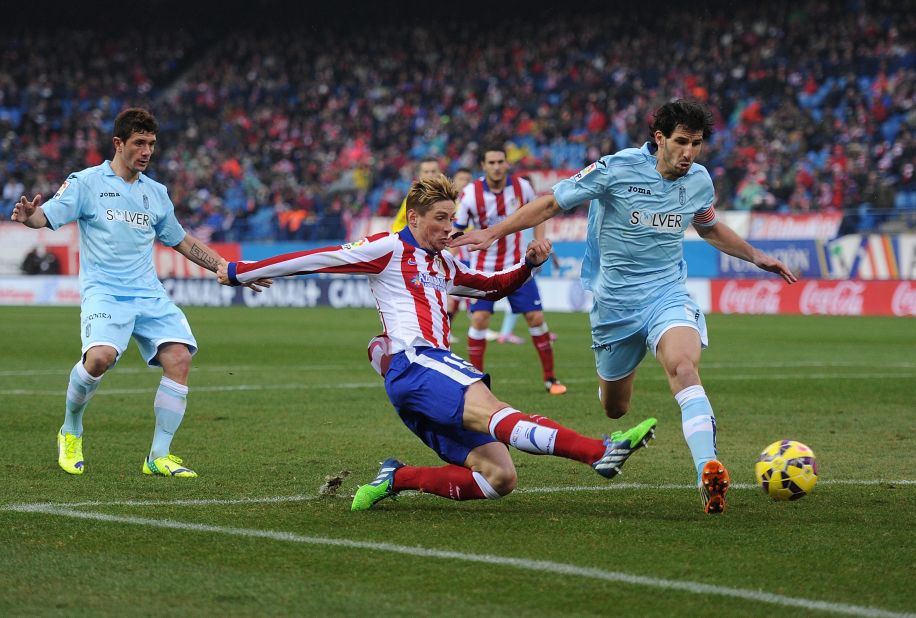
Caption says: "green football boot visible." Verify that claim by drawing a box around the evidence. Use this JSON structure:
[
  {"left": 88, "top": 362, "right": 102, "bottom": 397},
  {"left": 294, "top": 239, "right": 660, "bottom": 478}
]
[
  {"left": 592, "top": 417, "right": 657, "bottom": 479},
  {"left": 351, "top": 458, "right": 404, "bottom": 511}
]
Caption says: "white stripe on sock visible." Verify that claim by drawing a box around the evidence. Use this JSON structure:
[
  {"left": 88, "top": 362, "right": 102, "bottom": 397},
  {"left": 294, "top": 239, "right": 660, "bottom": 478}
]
[
  {"left": 675, "top": 385, "right": 706, "bottom": 407},
  {"left": 488, "top": 407, "right": 517, "bottom": 437},
  {"left": 682, "top": 414, "right": 714, "bottom": 439},
  {"left": 160, "top": 376, "right": 189, "bottom": 396},
  {"left": 472, "top": 471, "right": 502, "bottom": 500}
]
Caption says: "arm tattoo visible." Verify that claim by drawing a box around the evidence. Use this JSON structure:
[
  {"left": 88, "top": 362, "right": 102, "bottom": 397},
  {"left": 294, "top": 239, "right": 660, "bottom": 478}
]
[{"left": 189, "top": 243, "right": 221, "bottom": 272}]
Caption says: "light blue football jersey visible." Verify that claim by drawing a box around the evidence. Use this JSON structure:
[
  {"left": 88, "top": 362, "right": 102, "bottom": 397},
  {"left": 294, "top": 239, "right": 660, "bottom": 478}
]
[
  {"left": 553, "top": 143, "right": 716, "bottom": 309},
  {"left": 42, "top": 161, "right": 186, "bottom": 299}
]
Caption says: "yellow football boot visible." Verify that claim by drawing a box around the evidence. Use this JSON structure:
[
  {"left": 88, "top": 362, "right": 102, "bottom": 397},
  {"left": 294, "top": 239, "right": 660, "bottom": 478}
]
[
  {"left": 143, "top": 454, "right": 198, "bottom": 478},
  {"left": 57, "top": 429, "right": 85, "bottom": 475}
]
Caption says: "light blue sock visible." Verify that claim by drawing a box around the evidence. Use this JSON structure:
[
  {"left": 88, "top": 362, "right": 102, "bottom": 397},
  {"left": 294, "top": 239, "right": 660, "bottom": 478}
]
[
  {"left": 499, "top": 311, "right": 519, "bottom": 338},
  {"left": 149, "top": 377, "right": 188, "bottom": 460},
  {"left": 62, "top": 361, "right": 102, "bottom": 437},
  {"left": 676, "top": 385, "right": 718, "bottom": 482}
]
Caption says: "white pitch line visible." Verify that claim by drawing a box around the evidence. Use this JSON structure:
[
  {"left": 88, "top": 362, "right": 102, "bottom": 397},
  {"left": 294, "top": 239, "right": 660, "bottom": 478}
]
[
  {"left": 0, "top": 364, "right": 354, "bottom": 377},
  {"left": 7, "top": 494, "right": 320, "bottom": 510},
  {"left": 3, "top": 369, "right": 914, "bottom": 397},
  {"left": 5, "top": 478, "right": 913, "bottom": 511},
  {"left": 6, "top": 504, "right": 912, "bottom": 618},
  {"left": 0, "top": 382, "right": 380, "bottom": 396},
  {"left": 2, "top": 360, "right": 912, "bottom": 378}
]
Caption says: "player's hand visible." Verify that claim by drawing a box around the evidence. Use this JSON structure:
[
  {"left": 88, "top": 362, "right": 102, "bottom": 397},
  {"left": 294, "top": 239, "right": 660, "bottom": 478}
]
[
  {"left": 525, "top": 238, "right": 553, "bottom": 267},
  {"left": 756, "top": 254, "right": 798, "bottom": 284},
  {"left": 217, "top": 259, "right": 272, "bottom": 292},
  {"left": 216, "top": 259, "right": 234, "bottom": 286},
  {"left": 244, "top": 278, "right": 273, "bottom": 293},
  {"left": 449, "top": 228, "right": 495, "bottom": 251},
  {"left": 11, "top": 194, "right": 41, "bottom": 223}
]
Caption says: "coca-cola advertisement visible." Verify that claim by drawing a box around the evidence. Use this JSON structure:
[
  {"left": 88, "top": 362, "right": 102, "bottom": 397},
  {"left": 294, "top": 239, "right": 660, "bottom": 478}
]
[{"left": 711, "top": 280, "right": 916, "bottom": 317}]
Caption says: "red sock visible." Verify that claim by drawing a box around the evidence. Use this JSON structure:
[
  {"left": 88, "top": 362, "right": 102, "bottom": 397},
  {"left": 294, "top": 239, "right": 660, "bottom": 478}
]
[
  {"left": 531, "top": 332, "right": 555, "bottom": 380},
  {"left": 393, "top": 464, "right": 486, "bottom": 501},
  {"left": 489, "top": 409, "right": 604, "bottom": 465},
  {"left": 529, "top": 414, "right": 561, "bottom": 429},
  {"left": 467, "top": 336, "right": 486, "bottom": 370}
]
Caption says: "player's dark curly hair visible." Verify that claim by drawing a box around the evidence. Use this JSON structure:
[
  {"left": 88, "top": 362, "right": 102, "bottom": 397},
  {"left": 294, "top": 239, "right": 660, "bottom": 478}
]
[
  {"left": 406, "top": 174, "right": 459, "bottom": 216},
  {"left": 113, "top": 108, "right": 158, "bottom": 141},
  {"left": 650, "top": 99, "right": 713, "bottom": 139}
]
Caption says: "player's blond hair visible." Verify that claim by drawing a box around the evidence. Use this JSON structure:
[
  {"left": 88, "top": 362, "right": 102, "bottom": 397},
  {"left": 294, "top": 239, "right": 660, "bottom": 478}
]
[{"left": 405, "top": 174, "right": 459, "bottom": 216}]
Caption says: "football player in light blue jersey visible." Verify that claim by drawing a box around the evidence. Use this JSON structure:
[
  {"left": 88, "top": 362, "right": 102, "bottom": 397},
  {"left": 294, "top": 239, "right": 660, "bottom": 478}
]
[
  {"left": 11, "top": 107, "right": 270, "bottom": 479},
  {"left": 452, "top": 99, "right": 797, "bottom": 513}
]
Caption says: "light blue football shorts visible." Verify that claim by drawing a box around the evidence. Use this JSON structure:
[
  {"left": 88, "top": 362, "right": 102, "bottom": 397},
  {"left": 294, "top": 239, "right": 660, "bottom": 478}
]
[
  {"left": 591, "top": 286, "right": 708, "bottom": 382},
  {"left": 80, "top": 294, "right": 198, "bottom": 367}
]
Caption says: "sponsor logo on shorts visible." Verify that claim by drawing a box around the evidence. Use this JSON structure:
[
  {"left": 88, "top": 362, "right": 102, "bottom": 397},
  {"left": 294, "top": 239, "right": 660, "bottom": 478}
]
[
  {"left": 82, "top": 312, "right": 111, "bottom": 323},
  {"left": 82, "top": 312, "right": 111, "bottom": 339}
]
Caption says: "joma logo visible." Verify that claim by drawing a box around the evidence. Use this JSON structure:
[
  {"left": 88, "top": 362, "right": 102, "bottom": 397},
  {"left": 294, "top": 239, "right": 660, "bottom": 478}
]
[{"left": 628, "top": 186, "right": 652, "bottom": 195}]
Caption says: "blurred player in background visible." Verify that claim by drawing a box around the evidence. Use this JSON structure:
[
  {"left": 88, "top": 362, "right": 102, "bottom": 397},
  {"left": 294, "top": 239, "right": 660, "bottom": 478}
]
[
  {"left": 490, "top": 178, "right": 561, "bottom": 345},
  {"left": 452, "top": 100, "right": 797, "bottom": 513},
  {"left": 11, "top": 107, "right": 270, "bottom": 478},
  {"left": 390, "top": 157, "right": 443, "bottom": 232},
  {"left": 455, "top": 145, "right": 565, "bottom": 394},
  {"left": 217, "top": 174, "right": 656, "bottom": 511}
]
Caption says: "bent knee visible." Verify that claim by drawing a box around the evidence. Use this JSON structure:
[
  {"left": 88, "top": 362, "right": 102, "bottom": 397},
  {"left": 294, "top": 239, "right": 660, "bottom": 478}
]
[
  {"left": 83, "top": 346, "right": 118, "bottom": 376},
  {"left": 482, "top": 467, "right": 517, "bottom": 497},
  {"left": 158, "top": 344, "right": 193, "bottom": 373},
  {"left": 667, "top": 358, "right": 699, "bottom": 382}
]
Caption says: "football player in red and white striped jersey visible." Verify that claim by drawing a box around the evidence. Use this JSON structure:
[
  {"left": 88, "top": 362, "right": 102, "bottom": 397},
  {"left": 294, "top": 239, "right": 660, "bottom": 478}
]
[
  {"left": 455, "top": 145, "right": 565, "bottom": 394},
  {"left": 218, "top": 174, "right": 656, "bottom": 510}
]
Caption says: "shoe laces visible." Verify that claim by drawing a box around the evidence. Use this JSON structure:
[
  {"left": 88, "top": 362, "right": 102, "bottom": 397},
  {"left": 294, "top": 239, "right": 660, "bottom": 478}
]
[{"left": 63, "top": 435, "right": 81, "bottom": 458}]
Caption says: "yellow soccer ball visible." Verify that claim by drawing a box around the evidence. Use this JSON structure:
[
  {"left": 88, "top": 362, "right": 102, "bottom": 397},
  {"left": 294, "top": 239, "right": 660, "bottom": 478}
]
[{"left": 755, "top": 440, "right": 818, "bottom": 501}]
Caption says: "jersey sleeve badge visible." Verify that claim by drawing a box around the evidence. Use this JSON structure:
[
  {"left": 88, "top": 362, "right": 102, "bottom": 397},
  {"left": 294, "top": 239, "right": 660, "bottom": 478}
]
[
  {"left": 573, "top": 162, "right": 598, "bottom": 182},
  {"left": 341, "top": 238, "right": 368, "bottom": 250},
  {"left": 53, "top": 180, "right": 71, "bottom": 200}
]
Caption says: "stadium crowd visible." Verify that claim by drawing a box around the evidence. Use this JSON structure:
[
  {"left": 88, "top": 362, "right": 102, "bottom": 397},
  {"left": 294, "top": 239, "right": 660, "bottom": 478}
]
[{"left": 1, "top": 0, "right": 914, "bottom": 241}]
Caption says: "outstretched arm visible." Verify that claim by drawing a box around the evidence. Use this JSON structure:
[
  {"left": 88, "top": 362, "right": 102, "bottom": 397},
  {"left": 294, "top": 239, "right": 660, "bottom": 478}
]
[
  {"left": 697, "top": 221, "right": 797, "bottom": 284},
  {"left": 218, "top": 233, "right": 394, "bottom": 286},
  {"left": 174, "top": 233, "right": 273, "bottom": 292},
  {"left": 449, "top": 194, "right": 562, "bottom": 251},
  {"left": 450, "top": 238, "right": 553, "bottom": 299},
  {"left": 11, "top": 194, "right": 48, "bottom": 229}
]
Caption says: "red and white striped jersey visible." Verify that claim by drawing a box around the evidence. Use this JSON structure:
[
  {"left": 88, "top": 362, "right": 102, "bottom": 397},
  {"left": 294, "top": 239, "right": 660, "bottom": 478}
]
[
  {"left": 455, "top": 175, "right": 536, "bottom": 272},
  {"left": 230, "top": 229, "right": 535, "bottom": 354}
]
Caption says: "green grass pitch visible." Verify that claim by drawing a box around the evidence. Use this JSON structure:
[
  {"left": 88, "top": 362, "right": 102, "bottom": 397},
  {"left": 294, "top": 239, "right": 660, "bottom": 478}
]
[{"left": 2, "top": 306, "right": 914, "bottom": 616}]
